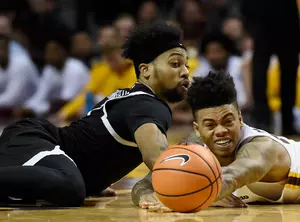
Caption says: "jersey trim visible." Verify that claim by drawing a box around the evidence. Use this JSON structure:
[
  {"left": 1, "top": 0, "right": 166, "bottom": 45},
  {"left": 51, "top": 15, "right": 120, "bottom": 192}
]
[
  {"left": 87, "top": 91, "right": 155, "bottom": 147},
  {"left": 22, "top": 145, "right": 76, "bottom": 166}
]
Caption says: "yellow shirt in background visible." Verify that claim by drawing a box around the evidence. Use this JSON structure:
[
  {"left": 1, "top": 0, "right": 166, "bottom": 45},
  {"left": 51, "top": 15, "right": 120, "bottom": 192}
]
[
  {"left": 188, "top": 57, "right": 200, "bottom": 77},
  {"left": 267, "top": 59, "right": 300, "bottom": 111},
  {"left": 59, "top": 61, "right": 136, "bottom": 119}
]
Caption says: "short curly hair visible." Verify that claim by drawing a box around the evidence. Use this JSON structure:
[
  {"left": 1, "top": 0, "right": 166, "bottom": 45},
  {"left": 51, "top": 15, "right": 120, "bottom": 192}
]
[
  {"left": 122, "top": 21, "right": 184, "bottom": 78},
  {"left": 187, "top": 71, "right": 238, "bottom": 116}
]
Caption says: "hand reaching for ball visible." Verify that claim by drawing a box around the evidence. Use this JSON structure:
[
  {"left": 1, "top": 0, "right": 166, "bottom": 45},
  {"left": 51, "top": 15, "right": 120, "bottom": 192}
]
[
  {"left": 139, "top": 192, "right": 172, "bottom": 212},
  {"left": 211, "top": 194, "right": 248, "bottom": 208}
]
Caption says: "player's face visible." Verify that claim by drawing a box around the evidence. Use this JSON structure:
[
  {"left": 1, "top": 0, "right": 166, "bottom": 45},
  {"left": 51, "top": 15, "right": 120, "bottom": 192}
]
[
  {"left": 151, "top": 47, "right": 190, "bottom": 103},
  {"left": 193, "top": 104, "right": 243, "bottom": 158}
]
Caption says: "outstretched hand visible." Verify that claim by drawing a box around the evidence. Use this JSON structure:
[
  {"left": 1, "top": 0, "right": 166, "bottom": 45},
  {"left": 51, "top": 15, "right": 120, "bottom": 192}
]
[
  {"left": 211, "top": 194, "right": 248, "bottom": 208},
  {"left": 139, "top": 192, "right": 172, "bottom": 212}
]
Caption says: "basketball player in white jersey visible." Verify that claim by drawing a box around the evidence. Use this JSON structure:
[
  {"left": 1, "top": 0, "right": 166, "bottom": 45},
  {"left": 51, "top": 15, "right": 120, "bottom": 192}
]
[
  {"left": 132, "top": 70, "right": 300, "bottom": 211},
  {"left": 186, "top": 71, "right": 300, "bottom": 206}
]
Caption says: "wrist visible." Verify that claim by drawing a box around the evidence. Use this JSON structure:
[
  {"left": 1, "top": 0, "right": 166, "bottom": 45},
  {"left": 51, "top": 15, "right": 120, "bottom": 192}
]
[
  {"left": 216, "top": 176, "right": 238, "bottom": 201},
  {"left": 131, "top": 188, "right": 154, "bottom": 206}
]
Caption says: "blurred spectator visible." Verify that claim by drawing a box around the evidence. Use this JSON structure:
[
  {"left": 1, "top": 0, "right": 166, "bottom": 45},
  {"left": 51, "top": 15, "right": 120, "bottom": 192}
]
[
  {"left": 55, "top": 39, "right": 137, "bottom": 123},
  {"left": 71, "top": 32, "right": 93, "bottom": 68},
  {"left": 11, "top": 0, "right": 74, "bottom": 70},
  {"left": 0, "top": 34, "right": 39, "bottom": 115},
  {"left": 20, "top": 35, "right": 89, "bottom": 118},
  {"left": 113, "top": 14, "right": 136, "bottom": 44},
  {"left": 266, "top": 55, "right": 300, "bottom": 134},
  {"left": 241, "top": 0, "right": 300, "bottom": 135},
  {"left": 194, "top": 33, "right": 247, "bottom": 110},
  {"left": 137, "top": 0, "right": 158, "bottom": 24},
  {"left": 222, "top": 16, "right": 244, "bottom": 44},
  {"left": 95, "top": 25, "right": 119, "bottom": 60},
  {"left": 205, "top": 0, "right": 241, "bottom": 33},
  {"left": 173, "top": 0, "right": 206, "bottom": 47},
  {"left": 97, "top": 26, "right": 119, "bottom": 47},
  {"left": 0, "top": 15, "right": 29, "bottom": 58},
  {"left": 239, "top": 34, "right": 253, "bottom": 60}
]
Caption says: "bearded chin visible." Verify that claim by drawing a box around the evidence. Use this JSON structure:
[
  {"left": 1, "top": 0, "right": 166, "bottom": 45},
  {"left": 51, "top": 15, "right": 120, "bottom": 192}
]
[
  {"left": 161, "top": 87, "right": 185, "bottom": 103},
  {"left": 153, "top": 67, "right": 185, "bottom": 103}
]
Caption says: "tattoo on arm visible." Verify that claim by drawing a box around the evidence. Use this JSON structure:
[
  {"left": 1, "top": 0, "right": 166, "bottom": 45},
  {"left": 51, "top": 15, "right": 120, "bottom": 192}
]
[
  {"left": 216, "top": 139, "right": 276, "bottom": 200},
  {"left": 179, "top": 132, "right": 204, "bottom": 145},
  {"left": 131, "top": 172, "right": 153, "bottom": 206},
  {"left": 132, "top": 126, "right": 168, "bottom": 205}
]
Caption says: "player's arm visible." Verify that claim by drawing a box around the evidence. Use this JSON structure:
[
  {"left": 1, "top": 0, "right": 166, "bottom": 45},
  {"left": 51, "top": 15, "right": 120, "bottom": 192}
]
[
  {"left": 216, "top": 137, "right": 277, "bottom": 200},
  {"left": 135, "top": 123, "right": 168, "bottom": 169},
  {"left": 131, "top": 123, "right": 168, "bottom": 205},
  {"left": 131, "top": 130, "right": 204, "bottom": 206},
  {"left": 131, "top": 171, "right": 153, "bottom": 206}
]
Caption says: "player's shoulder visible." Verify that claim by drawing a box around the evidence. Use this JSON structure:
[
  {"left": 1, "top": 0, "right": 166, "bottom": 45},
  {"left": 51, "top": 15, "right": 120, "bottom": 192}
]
[
  {"left": 237, "top": 136, "right": 278, "bottom": 157},
  {"left": 127, "top": 93, "right": 169, "bottom": 109},
  {"left": 245, "top": 136, "right": 275, "bottom": 146},
  {"left": 116, "top": 93, "right": 158, "bottom": 108}
]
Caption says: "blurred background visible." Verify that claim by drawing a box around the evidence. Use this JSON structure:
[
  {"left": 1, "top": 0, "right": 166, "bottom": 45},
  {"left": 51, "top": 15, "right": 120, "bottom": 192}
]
[{"left": 0, "top": 0, "right": 299, "bottom": 139}]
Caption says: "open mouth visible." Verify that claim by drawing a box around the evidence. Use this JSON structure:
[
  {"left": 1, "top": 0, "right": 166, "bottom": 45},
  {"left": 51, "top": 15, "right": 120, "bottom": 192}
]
[{"left": 215, "top": 139, "right": 231, "bottom": 147}]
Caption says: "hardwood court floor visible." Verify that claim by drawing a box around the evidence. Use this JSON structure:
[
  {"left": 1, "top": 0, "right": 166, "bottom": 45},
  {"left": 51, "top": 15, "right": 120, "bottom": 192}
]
[
  {"left": 0, "top": 125, "right": 300, "bottom": 221},
  {"left": 1, "top": 194, "right": 300, "bottom": 222}
]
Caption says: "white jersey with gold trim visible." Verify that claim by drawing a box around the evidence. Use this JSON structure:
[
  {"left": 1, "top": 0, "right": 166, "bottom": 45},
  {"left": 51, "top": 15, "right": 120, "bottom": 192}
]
[{"left": 233, "top": 124, "right": 300, "bottom": 203}]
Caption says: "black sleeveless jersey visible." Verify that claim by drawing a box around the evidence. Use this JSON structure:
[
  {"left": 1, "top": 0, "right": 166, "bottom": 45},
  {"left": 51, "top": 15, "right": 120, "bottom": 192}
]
[{"left": 58, "top": 83, "right": 172, "bottom": 196}]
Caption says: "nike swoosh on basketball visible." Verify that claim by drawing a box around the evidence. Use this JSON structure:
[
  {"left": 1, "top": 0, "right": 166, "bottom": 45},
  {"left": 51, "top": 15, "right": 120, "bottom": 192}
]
[{"left": 160, "top": 154, "right": 190, "bottom": 166}]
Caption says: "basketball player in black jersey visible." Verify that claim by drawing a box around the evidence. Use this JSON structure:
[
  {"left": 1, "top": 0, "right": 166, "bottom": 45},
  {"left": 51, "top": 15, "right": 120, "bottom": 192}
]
[{"left": 0, "top": 22, "right": 190, "bottom": 207}]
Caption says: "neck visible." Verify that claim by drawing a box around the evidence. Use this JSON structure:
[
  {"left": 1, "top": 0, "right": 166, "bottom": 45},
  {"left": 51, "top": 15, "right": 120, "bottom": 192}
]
[
  {"left": 138, "top": 80, "right": 168, "bottom": 102},
  {"left": 138, "top": 80, "right": 156, "bottom": 94},
  {"left": 137, "top": 79, "right": 171, "bottom": 106}
]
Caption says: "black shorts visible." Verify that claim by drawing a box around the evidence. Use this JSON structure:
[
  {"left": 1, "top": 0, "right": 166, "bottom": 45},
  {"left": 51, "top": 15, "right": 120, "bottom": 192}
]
[
  {"left": 0, "top": 118, "right": 86, "bottom": 207},
  {"left": 0, "top": 118, "right": 63, "bottom": 166}
]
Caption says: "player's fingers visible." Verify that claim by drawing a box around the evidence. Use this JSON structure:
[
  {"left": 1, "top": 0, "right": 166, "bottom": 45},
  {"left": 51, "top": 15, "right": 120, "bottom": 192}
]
[
  {"left": 139, "top": 196, "right": 157, "bottom": 207},
  {"left": 140, "top": 200, "right": 160, "bottom": 209},
  {"left": 239, "top": 203, "right": 248, "bottom": 208},
  {"left": 141, "top": 194, "right": 157, "bottom": 203},
  {"left": 226, "top": 199, "right": 247, "bottom": 208},
  {"left": 148, "top": 205, "right": 161, "bottom": 212},
  {"left": 227, "top": 195, "right": 247, "bottom": 207},
  {"left": 161, "top": 206, "right": 172, "bottom": 212},
  {"left": 210, "top": 201, "right": 225, "bottom": 207},
  {"left": 140, "top": 201, "right": 150, "bottom": 209}
]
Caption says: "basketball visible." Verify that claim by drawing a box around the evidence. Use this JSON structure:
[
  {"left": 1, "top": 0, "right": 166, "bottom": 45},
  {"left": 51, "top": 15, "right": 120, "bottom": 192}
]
[{"left": 152, "top": 144, "right": 222, "bottom": 213}]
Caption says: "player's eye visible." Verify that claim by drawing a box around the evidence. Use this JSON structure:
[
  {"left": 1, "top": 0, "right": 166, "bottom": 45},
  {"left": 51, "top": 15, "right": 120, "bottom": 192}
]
[
  {"left": 205, "top": 123, "right": 215, "bottom": 129},
  {"left": 171, "top": 61, "right": 179, "bottom": 68},
  {"left": 224, "top": 119, "right": 233, "bottom": 126}
]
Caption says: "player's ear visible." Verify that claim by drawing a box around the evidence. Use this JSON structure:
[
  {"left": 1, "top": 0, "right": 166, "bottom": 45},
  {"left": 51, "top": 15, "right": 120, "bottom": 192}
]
[
  {"left": 238, "top": 110, "right": 243, "bottom": 126},
  {"left": 139, "top": 63, "right": 150, "bottom": 79},
  {"left": 193, "top": 121, "right": 201, "bottom": 137}
]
